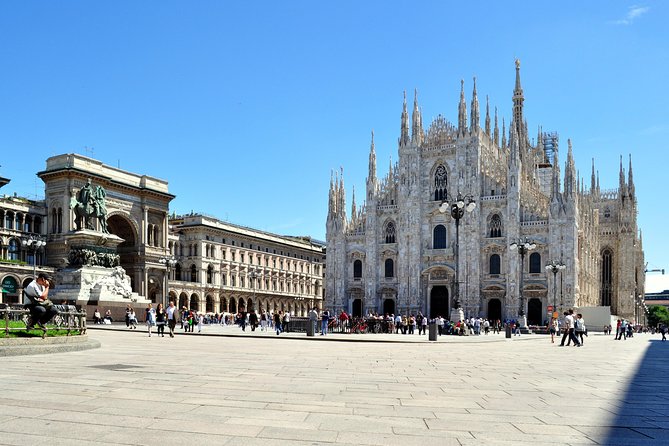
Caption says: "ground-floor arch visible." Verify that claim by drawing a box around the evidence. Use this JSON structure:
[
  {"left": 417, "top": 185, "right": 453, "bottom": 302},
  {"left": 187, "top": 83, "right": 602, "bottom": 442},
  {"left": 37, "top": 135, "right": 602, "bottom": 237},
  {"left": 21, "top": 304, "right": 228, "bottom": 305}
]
[
  {"left": 383, "top": 298, "right": 395, "bottom": 315},
  {"left": 430, "top": 286, "right": 449, "bottom": 318},
  {"left": 487, "top": 298, "right": 502, "bottom": 322},
  {"left": 528, "top": 297, "right": 543, "bottom": 325}
]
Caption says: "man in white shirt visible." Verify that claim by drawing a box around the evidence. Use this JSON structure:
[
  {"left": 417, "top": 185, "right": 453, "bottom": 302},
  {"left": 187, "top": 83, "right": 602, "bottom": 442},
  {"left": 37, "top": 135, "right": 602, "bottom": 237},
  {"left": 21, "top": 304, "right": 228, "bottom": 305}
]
[
  {"left": 559, "top": 309, "right": 581, "bottom": 347},
  {"left": 166, "top": 301, "right": 177, "bottom": 338},
  {"left": 24, "top": 273, "right": 58, "bottom": 329}
]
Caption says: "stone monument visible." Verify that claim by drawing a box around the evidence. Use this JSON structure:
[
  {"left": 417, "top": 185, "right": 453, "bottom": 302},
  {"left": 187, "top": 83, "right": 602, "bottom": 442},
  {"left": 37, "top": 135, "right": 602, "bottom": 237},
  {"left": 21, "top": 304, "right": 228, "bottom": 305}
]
[{"left": 49, "top": 179, "right": 149, "bottom": 309}]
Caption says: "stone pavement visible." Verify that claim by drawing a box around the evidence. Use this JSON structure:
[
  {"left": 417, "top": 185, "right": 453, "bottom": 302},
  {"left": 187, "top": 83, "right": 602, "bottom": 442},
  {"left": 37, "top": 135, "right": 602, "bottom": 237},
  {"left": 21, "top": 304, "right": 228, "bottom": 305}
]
[{"left": 0, "top": 327, "right": 666, "bottom": 446}]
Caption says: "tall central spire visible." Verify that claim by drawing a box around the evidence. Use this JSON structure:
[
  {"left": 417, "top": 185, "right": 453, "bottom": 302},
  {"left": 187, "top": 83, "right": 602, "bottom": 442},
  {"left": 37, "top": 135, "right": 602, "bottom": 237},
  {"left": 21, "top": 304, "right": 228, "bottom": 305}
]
[
  {"left": 470, "top": 77, "right": 480, "bottom": 133},
  {"left": 512, "top": 59, "right": 525, "bottom": 143},
  {"left": 411, "top": 89, "right": 423, "bottom": 145}
]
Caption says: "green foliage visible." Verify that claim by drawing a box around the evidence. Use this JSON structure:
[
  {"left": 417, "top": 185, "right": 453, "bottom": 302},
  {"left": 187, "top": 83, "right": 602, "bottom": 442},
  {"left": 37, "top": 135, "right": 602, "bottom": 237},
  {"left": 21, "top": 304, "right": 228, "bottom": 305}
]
[
  {"left": 647, "top": 305, "right": 669, "bottom": 327},
  {"left": 0, "top": 258, "right": 27, "bottom": 265}
]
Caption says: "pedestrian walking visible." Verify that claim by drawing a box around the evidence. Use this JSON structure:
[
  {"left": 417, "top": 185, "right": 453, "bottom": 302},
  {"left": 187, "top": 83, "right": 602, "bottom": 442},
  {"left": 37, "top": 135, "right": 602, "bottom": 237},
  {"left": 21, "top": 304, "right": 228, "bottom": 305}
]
[
  {"left": 166, "top": 301, "right": 177, "bottom": 338},
  {"left": 145, "top": 303, "right": 156, "bottom": 337},
  {"left": 274, "top": 310, "right": 282, "bottom": 335}
]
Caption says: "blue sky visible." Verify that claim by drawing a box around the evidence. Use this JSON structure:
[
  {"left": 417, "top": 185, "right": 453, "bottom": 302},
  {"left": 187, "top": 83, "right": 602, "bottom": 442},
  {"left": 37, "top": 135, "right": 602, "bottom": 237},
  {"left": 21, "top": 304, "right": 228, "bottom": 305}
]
[{"left": 1, "top": 1, "right": 668, "bottom": 287}]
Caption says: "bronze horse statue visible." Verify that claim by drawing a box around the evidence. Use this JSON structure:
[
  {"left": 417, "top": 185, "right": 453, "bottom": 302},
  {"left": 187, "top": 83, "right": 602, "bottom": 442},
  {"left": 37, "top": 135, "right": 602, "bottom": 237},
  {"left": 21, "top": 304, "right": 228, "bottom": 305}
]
[{"left": 70, "top": 183, "right": 109, "bottom": 233}]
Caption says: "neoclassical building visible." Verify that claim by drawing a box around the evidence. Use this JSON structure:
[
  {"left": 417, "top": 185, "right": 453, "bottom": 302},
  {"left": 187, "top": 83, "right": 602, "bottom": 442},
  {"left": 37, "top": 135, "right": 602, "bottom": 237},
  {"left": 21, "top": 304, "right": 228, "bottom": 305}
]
[
  {"left": 0, "top": 176, "right": 53, "bottom": 304},
  {"left": 326, "top": 61, "right": 644, "bottom": 323},
  {"left": 1, "top": 156, "right": 326, "bottom": 315},
  {"left": 166, "top": 214, "right": 325, "bottom": 316}
]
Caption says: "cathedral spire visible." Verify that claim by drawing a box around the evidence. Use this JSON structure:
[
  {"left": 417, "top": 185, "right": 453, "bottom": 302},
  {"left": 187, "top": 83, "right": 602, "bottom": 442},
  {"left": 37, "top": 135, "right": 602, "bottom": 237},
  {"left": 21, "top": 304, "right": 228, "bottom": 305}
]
[
  {"left": 411, "top": 89, "right": 423, "bottom": 145},
  {"left": 339, "top": 167, "right": 346, "bottom": 220},
  {"left": 564, "top": 139, "right": 576, "bottom": 198},
  {"left": 458, "top": 79, "right": 467, "bottom": 137},
  {"left": 351, "top": 185, "right": 357, "bottom": 222},
  {"left": 485, "top": 95, "right": 491, "bottom": 136},
  {"left": 619, "top": 155, "right": 627, "bottom": 198},
  {"left": 512, "top": 59, "right": 525, "bottom": 145},
  {"left": 400, "top": 91, "right": 410, "bottom": 146},
  {"left": 501, "top": 117, "right": 507, "bottom": 148},
  {"left": 470, "top": 77, "right": 480, "bottom": 133},
  {"left": 591, "top": 158, "right": 596, "bottom": 193},
  {"left": 328, "top": 169, "right": 335, "bottom": 215},
  {"left": 628, "top": 154, "right": 635, "bottom": 199},
  {"left": 493, "top": 106, "right": 499, "bottom": 146},
  {"left": 551, "top": 141, "right": 561, "bottom": 201},
  {"left": 367, "top": 130, "right": 377, "bottom": 185}
]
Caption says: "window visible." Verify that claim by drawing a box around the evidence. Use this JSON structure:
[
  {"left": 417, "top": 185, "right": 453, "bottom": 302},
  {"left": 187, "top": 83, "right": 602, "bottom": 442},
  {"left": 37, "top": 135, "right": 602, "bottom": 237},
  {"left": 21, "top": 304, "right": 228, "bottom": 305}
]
[
  {"left": 385, "top": 259, "right": 394, "bottom": 278},
  {"left": 601, "top": 249, "right": 613, "bottom": 306},
  {"left": 206, "top": 265, "right": 213, "bottom": 284},
  {"left": 489, "top": 254, "right": 501, "bottom": 275},
  {"left": 353, "top": 260, "right": 362, "bottom": 278},
  {"left": 190, "top": 265, "right": 197, "bottom": 282},
  {"left": 433, "top": 225, "right": 446, "bottom": 249},
  {"left": 529, "top": 252, "right": 541, "bottom": 273},
  {"left": 433, "top": 164, "right": 447, "bottom": 201},
  {"left": 489, "top": 214, "right": 502, "bottom": 238},
  {"left": 175, "top": 264, "right": 182, "bottom": 281},
  {"left": 8, "top": 238, "right": 19, "bottom": 261},
  {"left": 384, "top": 221, "right": 396, "bottom": 243}
]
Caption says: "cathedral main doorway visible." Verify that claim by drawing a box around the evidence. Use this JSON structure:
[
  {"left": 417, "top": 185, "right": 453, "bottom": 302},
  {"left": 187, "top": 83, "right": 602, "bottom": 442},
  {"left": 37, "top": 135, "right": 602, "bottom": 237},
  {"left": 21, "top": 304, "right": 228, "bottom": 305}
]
[
  {"left": 487, "top": 298, "right": 502, "bottom": 322},
  {"left": 352, "top": 299, "right": 362, "bottom": 317},
  {"left": 528, "top": 298, "right": 543, "bottom": 325},
  {"left": 382, "top": 299, "right": 395, "bottom": 315},
  {"left": 430, "top": 286, "right": 449, "bottom": 318}
]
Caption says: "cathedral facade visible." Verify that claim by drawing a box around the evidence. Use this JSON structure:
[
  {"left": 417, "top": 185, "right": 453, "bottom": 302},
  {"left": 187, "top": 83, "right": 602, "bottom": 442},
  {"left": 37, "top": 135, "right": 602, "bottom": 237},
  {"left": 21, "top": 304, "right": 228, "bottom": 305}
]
[{"left": 326, "top": 61, "right": 644, "bottom": 324}]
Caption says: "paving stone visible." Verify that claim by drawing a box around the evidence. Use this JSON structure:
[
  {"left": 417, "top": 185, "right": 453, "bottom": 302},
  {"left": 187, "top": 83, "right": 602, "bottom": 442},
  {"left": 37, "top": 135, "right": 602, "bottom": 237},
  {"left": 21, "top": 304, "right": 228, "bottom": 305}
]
[{"left": 0, "top": 328, "right": 666, "bottom": 445}]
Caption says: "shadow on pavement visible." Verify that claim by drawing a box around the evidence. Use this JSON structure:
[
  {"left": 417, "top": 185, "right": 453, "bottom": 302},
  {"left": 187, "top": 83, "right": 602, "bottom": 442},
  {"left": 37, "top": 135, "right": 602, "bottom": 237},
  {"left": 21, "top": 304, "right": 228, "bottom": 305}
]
[{"left": 600, "top": 339, "right": 669, "bottom": 445}]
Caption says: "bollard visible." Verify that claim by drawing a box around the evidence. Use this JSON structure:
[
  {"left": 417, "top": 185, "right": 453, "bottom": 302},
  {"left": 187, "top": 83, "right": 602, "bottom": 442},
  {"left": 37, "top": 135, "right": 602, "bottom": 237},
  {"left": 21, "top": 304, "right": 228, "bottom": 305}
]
[
  {"left": 428, "top": 322, "right": 438, "bottom": 341},
  {"left": 505, "top": 325, "right": 512, "bottom": 338},
  {"left": 307, "top": 320, "right": 315, "bottom": 337}
]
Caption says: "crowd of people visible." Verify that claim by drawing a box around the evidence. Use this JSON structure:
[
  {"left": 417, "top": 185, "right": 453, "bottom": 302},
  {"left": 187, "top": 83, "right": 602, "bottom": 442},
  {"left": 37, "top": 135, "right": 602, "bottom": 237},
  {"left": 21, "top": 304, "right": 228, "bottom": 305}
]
[{"left": 86, "top": 302, "right": 669, "bottom": 344}]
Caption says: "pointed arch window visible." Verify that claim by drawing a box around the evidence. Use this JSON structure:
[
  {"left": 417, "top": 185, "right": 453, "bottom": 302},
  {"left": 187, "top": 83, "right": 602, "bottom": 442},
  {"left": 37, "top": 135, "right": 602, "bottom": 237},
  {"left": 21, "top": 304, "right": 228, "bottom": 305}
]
[
  {"left": 489, "top": 254, "right": 501, "bottom": 275},
  {"left": 489, "top": 214, "right": 502, "bottom": 238},
  {"left": 384, "top": 221, "right": 396, "bottom": 244},
  {"left": 385, "top": 258, "right": 394, "bottom": 278},
  {"left": 529, "top": 252, "right": 541, "bottom": 273},
  {"left": 353, "top": 259, "right": 363, "bottom": 279},
  {"left": 433, "top": 225, "right": 447, "bottom": 249},
  {"left": 601, "top": 249, "right": 613, "bottom": 306},
  {"left": 433, "top": 164, "right": 448, "bottom": 201}
]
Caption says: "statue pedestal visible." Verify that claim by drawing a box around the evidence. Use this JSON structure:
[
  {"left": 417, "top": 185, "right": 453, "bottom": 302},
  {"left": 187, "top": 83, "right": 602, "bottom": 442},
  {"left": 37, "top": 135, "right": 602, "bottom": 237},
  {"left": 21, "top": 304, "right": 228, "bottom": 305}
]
[
  {"left": 49, "top": 230, "right": 152, "bottom": 319},
  {"left": 450, "top": 307, "right": 465, "bottom": 323}
]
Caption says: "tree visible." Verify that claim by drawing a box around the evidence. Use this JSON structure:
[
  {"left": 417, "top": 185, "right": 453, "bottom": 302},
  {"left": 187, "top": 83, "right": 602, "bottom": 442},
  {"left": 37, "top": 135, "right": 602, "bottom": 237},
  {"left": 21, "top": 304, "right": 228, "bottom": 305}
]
[{"left": 647, "top": 305, "right": 669, "bottom": 327}]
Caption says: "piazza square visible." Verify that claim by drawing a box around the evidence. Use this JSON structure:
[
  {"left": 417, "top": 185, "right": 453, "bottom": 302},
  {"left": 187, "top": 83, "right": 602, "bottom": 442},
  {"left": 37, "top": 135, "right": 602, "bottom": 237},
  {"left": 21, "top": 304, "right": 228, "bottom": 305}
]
[{"left": 0, "top": 327, "right": 667, "bottom": 446}]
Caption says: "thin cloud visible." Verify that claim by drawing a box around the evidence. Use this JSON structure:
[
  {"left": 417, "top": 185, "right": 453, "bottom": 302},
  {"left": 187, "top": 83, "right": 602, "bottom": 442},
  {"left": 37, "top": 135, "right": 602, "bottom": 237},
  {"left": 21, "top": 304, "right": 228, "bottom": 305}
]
[{"left": 611, "top": 5, "right": 650, "bottom": 25}]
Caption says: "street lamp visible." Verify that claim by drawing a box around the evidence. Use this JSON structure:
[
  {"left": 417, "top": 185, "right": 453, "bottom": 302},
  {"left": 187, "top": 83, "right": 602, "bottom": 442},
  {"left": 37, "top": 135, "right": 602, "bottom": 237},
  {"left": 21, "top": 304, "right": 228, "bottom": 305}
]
[
  {"left": 159, "top": 255, "right": 177, "bottom": 307},
  {"left": 509, "top": 238, "right": 536, "bottom": 328},
  {"left": 439, "top": 192, "right": 476, "bottom": 322},
  {"left": 22, "top": 236, "right": 46, "bottom": 277},
  {"left": 545, "top": 260, "right": 566, "bottom": 320},
  {"left": 249, "top": 269, "right": 258, "bottom": 311}
]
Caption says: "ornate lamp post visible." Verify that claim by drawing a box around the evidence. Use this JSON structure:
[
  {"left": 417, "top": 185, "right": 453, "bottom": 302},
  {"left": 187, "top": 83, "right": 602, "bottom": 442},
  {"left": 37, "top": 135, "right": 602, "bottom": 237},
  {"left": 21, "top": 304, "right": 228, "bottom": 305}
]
[
  {"left": 159, "top": 255, "right": 177, "bottom": 307},
  {"left": 439, "top": 193, "right": 476, "bottom": 322},
  {"left": 509, "top": 238, "right": 536, "bottom": 328},
  {"left": 545, "top": 260, "right": 566, "bottom": 320},
  {"left": 22, "top": 236, "right": 46, "bottom": 278},
  {"left": 249, "top": 269, "right": 258, "bottom": 312}
]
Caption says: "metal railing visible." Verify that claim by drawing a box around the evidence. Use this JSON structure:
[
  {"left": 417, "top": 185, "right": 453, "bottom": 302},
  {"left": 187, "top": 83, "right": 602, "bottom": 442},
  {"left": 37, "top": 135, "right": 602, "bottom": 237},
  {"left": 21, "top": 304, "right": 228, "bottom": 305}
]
[{"left": 0, "top": 304, "right": 87, "bottom": 339}]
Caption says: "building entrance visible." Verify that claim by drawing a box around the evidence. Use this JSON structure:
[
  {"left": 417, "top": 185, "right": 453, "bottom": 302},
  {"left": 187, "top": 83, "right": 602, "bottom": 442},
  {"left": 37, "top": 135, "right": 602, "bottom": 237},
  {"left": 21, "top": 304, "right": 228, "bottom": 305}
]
[
  {"left": 352, "top": 299, "right": 362, "bottom": 317},
  {"left": 487, "top": 298, "right": 502, "bottom": 322},
  {"left": 382, "top": 298, "right": 395, "bottom": 315},
  {"left": 430, "top": 286, "right": 449, "bottom": 318},
  {"left": 528, "top": 298, "right": 543, "bottom": 325}
]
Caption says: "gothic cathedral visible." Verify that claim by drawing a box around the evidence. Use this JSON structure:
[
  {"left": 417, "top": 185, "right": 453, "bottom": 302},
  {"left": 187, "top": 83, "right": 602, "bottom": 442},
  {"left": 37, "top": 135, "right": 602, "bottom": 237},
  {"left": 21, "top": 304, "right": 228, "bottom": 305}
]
[{"left": 325, "top": 61, "right": 644, "bottom": 324}]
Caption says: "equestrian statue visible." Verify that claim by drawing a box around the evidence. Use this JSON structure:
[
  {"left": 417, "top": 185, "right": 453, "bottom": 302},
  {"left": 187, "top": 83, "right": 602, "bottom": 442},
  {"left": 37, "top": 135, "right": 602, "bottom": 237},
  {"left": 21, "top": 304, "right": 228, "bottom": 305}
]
[{"left": 70, "top": 178, "right": 109, "bottom": 233}]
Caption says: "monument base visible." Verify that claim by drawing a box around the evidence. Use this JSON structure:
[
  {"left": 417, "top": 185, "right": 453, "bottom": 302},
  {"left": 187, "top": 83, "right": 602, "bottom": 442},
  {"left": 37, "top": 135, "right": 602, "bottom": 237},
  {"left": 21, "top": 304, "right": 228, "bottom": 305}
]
[{"left": 450, "top": 307, "right": 465, "bottom": 323}]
